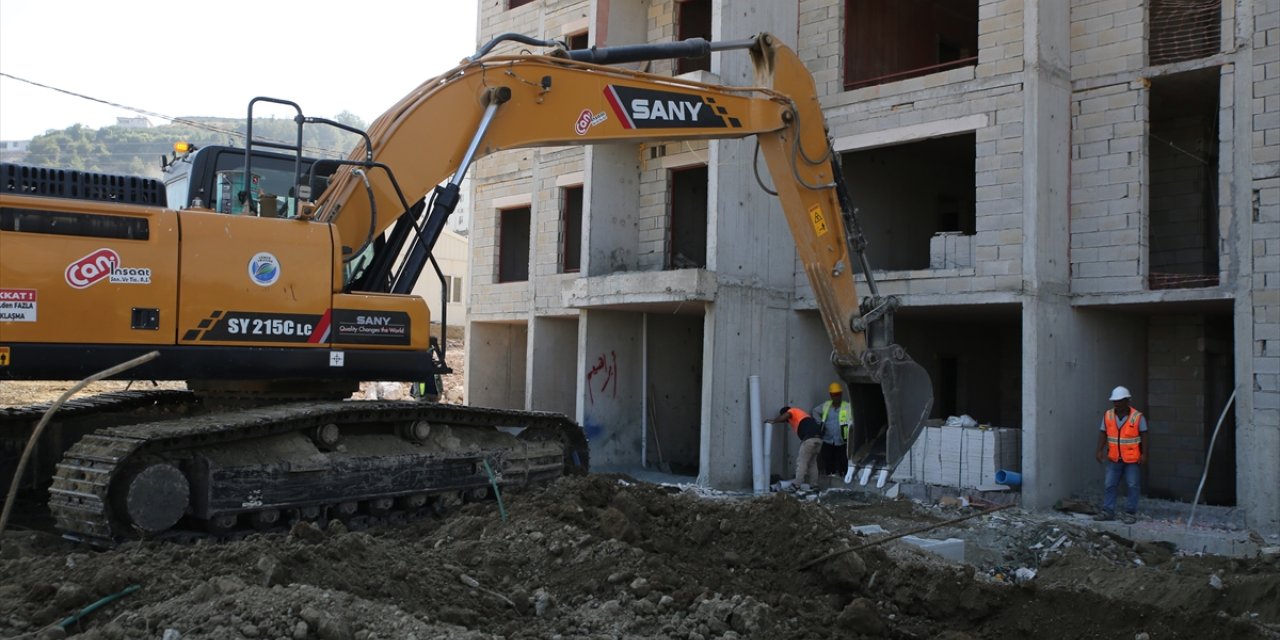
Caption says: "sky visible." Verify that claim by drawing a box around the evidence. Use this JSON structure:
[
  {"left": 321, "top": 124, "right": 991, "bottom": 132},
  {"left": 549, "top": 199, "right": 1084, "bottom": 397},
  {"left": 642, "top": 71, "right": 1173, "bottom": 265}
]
[{"left": 0, "top": 1, "right": 480, "bottom": 141}]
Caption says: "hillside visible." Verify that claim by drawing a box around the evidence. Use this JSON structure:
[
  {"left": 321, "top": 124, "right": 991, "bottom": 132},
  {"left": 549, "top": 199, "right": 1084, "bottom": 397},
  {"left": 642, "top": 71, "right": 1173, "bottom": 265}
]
[{"left": 8, "top": 113, "right": 367, "bottom": 179}]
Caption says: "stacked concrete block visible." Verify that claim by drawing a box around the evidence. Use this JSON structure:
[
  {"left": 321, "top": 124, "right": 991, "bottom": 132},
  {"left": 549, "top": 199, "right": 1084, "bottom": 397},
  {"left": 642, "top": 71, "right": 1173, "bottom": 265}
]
[
  {"left": 929, "top": 232, "right": 976, "bottom": 269},
  {"left": 892, "top": 424, "right": 1021, "bottom": 489}
]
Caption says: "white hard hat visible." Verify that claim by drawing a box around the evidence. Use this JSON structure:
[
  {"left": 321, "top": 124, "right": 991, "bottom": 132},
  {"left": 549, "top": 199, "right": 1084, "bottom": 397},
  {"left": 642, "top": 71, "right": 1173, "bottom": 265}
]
[{"left": 1109, "top": 386, "right": 1131, "bottom": 401}]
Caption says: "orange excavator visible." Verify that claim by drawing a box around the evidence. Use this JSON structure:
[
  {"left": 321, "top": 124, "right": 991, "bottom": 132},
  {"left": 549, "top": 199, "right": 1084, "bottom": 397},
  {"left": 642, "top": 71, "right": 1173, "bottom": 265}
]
[{"left": 0, "top": 32, "right": 931, "bottom": 545}]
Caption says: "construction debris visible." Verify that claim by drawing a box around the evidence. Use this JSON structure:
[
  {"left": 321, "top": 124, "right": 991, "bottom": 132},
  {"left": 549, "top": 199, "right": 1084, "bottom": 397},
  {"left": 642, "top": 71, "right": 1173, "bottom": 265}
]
[{"left": 4, "top": 475, "right": 1275, "bottom": 639}]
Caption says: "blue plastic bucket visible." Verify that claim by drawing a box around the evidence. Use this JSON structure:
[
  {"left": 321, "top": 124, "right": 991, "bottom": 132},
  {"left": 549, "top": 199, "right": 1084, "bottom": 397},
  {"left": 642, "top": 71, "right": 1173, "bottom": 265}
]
[{"left": 995, "top": 469, "right": 1022, "bottom": 487}]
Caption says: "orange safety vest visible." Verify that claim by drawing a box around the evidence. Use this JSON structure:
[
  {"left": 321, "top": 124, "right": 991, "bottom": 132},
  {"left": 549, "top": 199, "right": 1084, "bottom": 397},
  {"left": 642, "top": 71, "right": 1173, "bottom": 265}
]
[
  {"left": 1104, "top": 407, "right": 1143, "bottom": 463},
  {"left": 784, "top": 408, "right": 812, "bottom": 436}
]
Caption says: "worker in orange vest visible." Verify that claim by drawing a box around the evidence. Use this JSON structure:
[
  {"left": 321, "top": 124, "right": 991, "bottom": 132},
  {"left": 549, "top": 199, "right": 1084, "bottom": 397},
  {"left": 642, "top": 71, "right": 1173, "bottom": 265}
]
[
  {"left": 1094, "top": 386, "right": 1148, "bottom": 524},
  {"left": 766, "top": 406, "right": 825, "bottom": 491}
]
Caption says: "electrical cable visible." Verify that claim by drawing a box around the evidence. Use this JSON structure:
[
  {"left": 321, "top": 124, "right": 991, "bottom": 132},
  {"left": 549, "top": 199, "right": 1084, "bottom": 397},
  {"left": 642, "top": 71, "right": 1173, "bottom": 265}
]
[{"left": 0, "top": 71, "right": 349, "bottom": 157}]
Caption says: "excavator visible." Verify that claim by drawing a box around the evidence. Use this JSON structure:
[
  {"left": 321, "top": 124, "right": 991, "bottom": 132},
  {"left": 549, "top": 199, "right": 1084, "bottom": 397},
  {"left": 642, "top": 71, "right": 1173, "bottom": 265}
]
[{"left": 0, "top": 32, "right": 932, "bottom": 546}]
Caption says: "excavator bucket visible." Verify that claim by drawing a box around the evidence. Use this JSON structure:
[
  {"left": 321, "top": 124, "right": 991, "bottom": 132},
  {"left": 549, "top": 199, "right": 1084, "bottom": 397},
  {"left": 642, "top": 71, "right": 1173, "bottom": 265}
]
[{"left": 839, "top": 346, "right": 934, "bottom": 488}]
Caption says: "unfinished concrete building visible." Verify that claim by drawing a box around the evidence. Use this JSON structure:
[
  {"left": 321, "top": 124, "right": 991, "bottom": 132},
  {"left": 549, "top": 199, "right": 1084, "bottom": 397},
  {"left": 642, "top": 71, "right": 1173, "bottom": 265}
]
[{"left": 464, "top": 0, "right": 1279, "bottom": 536}]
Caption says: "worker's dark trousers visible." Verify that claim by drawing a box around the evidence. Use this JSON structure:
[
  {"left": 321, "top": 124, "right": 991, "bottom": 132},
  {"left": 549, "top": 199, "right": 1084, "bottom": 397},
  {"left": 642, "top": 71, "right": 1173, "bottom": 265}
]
[{"left": 819, "top": 442, "right": 848, "bottom": 476}]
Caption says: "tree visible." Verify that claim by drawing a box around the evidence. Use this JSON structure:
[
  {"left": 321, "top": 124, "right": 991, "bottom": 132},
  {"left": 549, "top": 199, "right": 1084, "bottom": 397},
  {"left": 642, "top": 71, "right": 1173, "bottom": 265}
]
[{"left": 13, "top": 114, "right": 364, "bottom": 177}]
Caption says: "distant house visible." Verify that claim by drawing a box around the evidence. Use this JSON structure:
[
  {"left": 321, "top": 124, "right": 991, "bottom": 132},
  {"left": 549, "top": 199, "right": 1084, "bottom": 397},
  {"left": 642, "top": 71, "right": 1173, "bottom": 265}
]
[
  {"left": 114, "top": 117, "right": 152, "bottom": 129},
  {"left": 0, "top": 139, "right": 29, "bottom": 163},
  {"left": 410, "top": 228, "right": 469, "bottom": 328}
]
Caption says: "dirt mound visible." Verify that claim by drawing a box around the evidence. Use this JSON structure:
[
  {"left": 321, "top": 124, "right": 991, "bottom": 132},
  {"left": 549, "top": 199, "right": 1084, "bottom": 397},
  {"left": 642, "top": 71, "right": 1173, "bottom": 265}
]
[{"left": 2, "top": 475, "right": 1277, "bottom": 639}]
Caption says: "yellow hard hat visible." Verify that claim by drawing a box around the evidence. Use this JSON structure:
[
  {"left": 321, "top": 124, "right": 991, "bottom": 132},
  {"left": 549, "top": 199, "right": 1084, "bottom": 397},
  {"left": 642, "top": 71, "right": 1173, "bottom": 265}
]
[{"left": 828, "top": 382, "right": 842, "bottom": 394}]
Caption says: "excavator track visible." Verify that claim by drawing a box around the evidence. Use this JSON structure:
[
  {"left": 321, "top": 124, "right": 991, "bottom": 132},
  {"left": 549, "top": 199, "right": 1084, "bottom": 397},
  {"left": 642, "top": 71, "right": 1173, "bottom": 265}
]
[{"left": 9, "top": 399, "right": 588, "bottom": 547}]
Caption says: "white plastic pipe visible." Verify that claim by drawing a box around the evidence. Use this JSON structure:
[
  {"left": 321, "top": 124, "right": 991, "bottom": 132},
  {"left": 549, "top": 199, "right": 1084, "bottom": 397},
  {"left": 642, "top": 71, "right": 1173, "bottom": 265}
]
[
  {"left": 749, "top": 375, "right": 764, "bottom": 494},
  {"left": 763, "top": 422, "right": 773, "bottom": 480},
  {"left": 1188, "top": 389, "right": 1236, "bottom": 529}
]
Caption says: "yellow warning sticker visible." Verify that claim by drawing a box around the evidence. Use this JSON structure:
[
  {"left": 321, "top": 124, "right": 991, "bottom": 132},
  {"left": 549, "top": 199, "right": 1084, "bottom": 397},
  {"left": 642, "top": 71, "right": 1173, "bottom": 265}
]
[
  {"left": 0, "top": 346, "right": 9, "bottom": 367},
  {"left": 808, "top": 204, "right": 829, "bottom": 237}
]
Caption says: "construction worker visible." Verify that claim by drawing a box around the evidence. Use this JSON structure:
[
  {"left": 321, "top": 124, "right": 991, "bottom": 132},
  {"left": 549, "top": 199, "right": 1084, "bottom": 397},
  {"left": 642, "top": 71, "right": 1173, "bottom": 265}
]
[
  {"left": 765, "top": 406, "right": 824, "bottom": 491},
  {"left": 1094, "top": 386, "right": 1148, "bottom": 524},
  {"left": 814, "top": 382, "right": 852, "bottom": 476},
  {"left": 410, "top": 376, "right": 441, "bottom": 403},
  {"left": 410, "top": 336, "right": 446, "bottom": 403}
]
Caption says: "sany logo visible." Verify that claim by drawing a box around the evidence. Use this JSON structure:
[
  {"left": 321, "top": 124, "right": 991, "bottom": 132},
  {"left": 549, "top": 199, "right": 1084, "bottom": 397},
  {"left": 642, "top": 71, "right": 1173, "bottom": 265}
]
[
  {"left": 574, "top": 108, "right": 607, "bottom": 135},
  {"left": 603, "top": 85, "right": 735, "bottom": 130},
  {"left": 65, "top": 248, "right": 119, "bottom": 289}
]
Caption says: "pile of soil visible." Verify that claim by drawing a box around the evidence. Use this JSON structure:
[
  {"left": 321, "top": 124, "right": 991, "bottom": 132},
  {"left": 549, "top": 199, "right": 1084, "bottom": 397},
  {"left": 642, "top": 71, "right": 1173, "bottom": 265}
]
[{"left": 3, "top": 475, "right": 1277, "bottom": 639}]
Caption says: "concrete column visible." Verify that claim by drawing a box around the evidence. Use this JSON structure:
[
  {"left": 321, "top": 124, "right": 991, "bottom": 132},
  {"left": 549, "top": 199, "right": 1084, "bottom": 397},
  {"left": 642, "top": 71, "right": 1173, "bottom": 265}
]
[
  {"left": 591, "top": 0, "right": 650, "bottom": 47},
  {"left": 528, "top": 316, "right": 579, "bottom": 417},
  {"left": 579, "top": 309, "right": 643, "bottom": 468},
  {"left": 697, "top": 0, "right": 801, "bottom": 490},
  {"left": 579, "top": 0, "right": 650, "bottom": 279},
  {"left": 700, "top": 285, "right": 792, "bottom": 488},
  {"left": 582, "top": 144, "right": 641, "bottom": 277},
  {"left": 1235, "top": 0, "right": 1279, "bottom": 534},
  {"left": 1020, "top": 0, "right": 1075, "bottom": 510}
]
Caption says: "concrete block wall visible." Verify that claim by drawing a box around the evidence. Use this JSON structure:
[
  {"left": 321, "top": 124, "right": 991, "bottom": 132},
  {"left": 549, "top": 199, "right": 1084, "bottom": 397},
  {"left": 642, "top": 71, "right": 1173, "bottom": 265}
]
[
  {"left": 1251, "top": 0, "right": 1280, "bottom": 424},
  {"left": 1069, "top": 80, "right": 1145, "bottom": 293},
  {"left": 530, "top": 149, "right": 584, "bottom": 315},
  {"left": 1149, "top": 114, "right": 1217, "bottom": 277},
  {"left": 801, "top": 0, "right": 1027, "bottom": 304},
  {"left": 1068, "top": 0, "right": 1145, "bottom": 80},
  {"left": 646, "top": 1, "right": 678, "bottom": 76},
  {"left": 1146, "top": 315, "right": 1209, "bottom": 499},
  {"left": 1245, "top": 0, "right": 1279, "bottom": 531},
  {"left": 797, "top": 0, "right": 841, "bottom": 98},
  {"left": 1067, "top": 0, "right": 1156, "bottom": 294},
  {"left": 470, "top": 0, "right": 591, "bottom": 321},
  {"left": 976, "top": 0, "right": 1026, "bottom": 78}
]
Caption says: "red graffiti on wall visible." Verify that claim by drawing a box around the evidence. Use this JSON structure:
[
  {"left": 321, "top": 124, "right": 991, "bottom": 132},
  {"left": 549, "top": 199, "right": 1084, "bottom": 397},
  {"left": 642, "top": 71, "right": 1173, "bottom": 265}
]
[{"left": 586, "top": 350, "right": 618, "bottom": 404}]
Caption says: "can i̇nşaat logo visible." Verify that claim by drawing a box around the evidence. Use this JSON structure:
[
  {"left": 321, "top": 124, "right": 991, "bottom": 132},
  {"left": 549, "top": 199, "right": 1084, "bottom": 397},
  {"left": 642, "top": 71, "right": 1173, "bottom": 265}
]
[
  {"left": 248, "top": 252, "right": 281, "bottom": 286},
  {"left": 65, "top": 248, "right": 152, "bottom": 289}
]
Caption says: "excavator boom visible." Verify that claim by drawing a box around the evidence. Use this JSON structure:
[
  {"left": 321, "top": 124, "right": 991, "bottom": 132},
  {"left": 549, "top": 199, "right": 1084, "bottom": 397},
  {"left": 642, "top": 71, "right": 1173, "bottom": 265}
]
[{"left": 316, "top": 33, "right": 932, "bottom": 481}]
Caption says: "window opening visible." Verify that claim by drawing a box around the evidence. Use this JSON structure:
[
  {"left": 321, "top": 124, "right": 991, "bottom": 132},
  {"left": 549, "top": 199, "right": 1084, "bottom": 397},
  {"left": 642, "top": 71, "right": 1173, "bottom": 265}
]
[
  {"left": 667, "top": 165, "right": 708, "bottom": 269},
  {"left": 560, "top": 185, "right": 583, "bottom": 273},
  {"left": 843, "top": 0, "right": 977, "bottom": 90},
  {"left": 1149, "top": 0, "right": 1221, "bottom": 65},
  {"left": 1148, "top": 67, "right": 1219, "bottom": 290},
  {"left": 498, "top": 206, "right": 531, "bottom": 282},
  {"left": 676, "top": 0, "right": 712, "bottom": 74},
  {"left": 839, "top": 133, "right": 976, "bottom": 271}
]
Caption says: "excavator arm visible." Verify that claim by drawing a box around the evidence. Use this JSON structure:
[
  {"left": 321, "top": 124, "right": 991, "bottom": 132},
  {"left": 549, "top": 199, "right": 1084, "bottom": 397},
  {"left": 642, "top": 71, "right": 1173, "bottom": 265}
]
[{"left": 311, "top": 33, "right": 932, "bottom": 482}]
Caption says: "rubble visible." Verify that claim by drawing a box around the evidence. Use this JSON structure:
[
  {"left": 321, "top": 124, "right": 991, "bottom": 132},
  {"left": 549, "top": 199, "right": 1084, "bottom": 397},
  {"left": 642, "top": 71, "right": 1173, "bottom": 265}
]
[{"left": 1, "top": 475, "right": 1276, "bottom": 639}]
